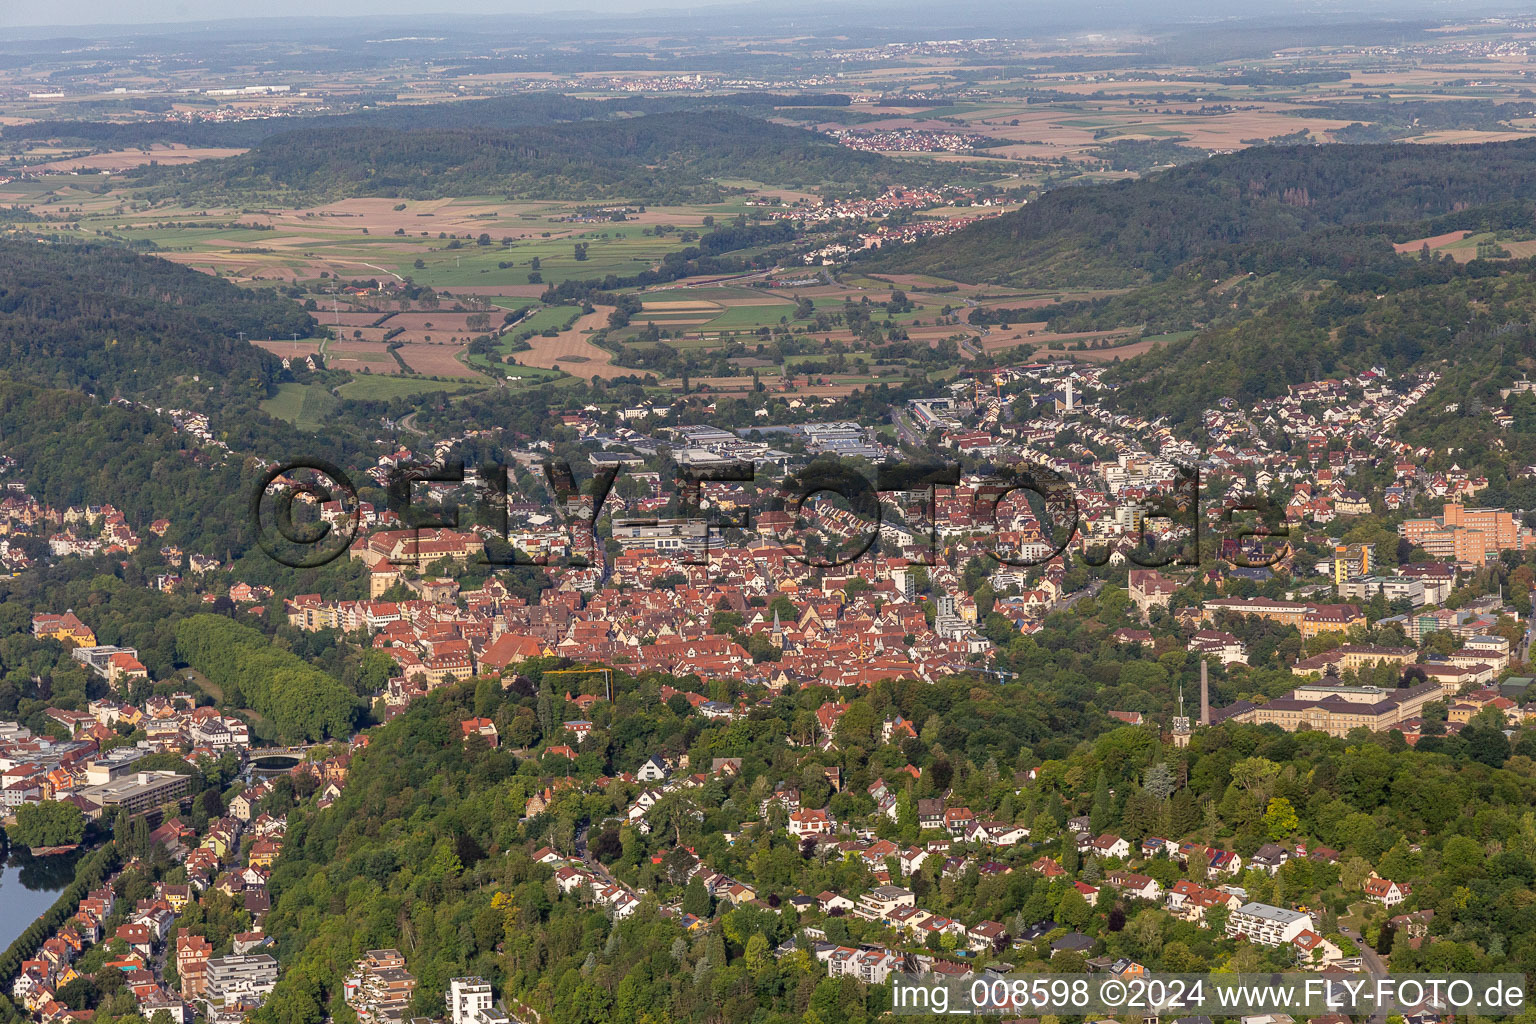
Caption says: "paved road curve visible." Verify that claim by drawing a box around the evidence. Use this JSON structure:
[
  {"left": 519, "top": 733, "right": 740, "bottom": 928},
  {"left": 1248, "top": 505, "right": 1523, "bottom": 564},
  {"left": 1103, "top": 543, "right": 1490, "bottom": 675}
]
[{"left": 1340, "top": 925, "right": 1390, "bottom": 1024}]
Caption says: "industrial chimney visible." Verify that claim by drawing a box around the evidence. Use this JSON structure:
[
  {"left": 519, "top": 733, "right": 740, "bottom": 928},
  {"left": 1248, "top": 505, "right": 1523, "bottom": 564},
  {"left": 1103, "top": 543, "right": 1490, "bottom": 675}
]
[{"left": 1199, "top": 659, "right": 1210, "bottom": 726}]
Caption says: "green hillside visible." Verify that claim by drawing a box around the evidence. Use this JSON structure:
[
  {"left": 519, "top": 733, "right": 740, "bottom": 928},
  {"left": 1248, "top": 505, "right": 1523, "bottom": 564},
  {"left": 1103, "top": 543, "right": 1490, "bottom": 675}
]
[
  {"left": 132, "top": 110, "right": 977, "bottom": 205},
  {"left": 870, "top": 138, "right": 1536, "bottom": 287},
  {"left": 0, "top": 238, "right": 311, "bottom": 396}
]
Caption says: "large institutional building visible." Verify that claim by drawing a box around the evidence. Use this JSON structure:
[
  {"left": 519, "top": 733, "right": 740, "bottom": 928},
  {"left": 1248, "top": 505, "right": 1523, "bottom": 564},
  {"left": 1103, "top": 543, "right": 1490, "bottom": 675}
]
[
  {"left": 1211, "top": 681, "right": 1442, "bottom": 737},
  {"left": 1399, "top": 503, "right": 1535, "bottom": 565},
  {"left": 1200, "top": 597, "right": 1366, "bottom": 638},
  {"left": 74, "top": 770, "right": 191, "bottom": 819}
]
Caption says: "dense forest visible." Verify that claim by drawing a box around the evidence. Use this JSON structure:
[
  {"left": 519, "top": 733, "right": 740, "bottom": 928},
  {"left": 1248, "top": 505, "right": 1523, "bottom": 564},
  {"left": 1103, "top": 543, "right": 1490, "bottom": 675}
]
[
  {"left": 0, "top": 239, "right": 399, "bottom": 568},
  {"left": 0, "top": 375, "right": 382, "bottom": 573},
  {"left": 174, "top": 614, "right": 362, "bottom": 743},
  {"left": 0, "top": 238, "right": 310, "bottom": 396},
  {"left": 1, "top": 93, "right": 853, "bottom": 151},
  {"left": 129, "top": 110, "right": 971, "bottom": 205},
  {"left": 1290, "top": 99, "right": 1536, "bottom": 139},
  {"left": 870, "top": 138, "right": 1536, "bottom": 286},
  {"left": 0, "top": 380, "right": 261, "bottom": 546}
]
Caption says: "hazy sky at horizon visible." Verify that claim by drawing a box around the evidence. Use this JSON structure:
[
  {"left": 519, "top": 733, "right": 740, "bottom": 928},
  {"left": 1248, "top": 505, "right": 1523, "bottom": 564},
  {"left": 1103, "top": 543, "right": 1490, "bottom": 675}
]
[
  {"left": 0, "top": 0, "right": 1482, "bottom": 34},
  {"left": 0, "top": 0, "right": 1449, "bottom": 33},
  {"left": 4, "top": 0, "right": 706, "bottom": 31}
]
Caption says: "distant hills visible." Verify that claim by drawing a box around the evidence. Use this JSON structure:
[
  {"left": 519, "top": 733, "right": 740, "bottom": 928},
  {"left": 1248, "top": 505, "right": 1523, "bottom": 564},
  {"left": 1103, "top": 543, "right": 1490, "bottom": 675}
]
[
  {"left": 4, "top": 92, "right": 851, "bottom": 150},
  {"left": 127, "top": 107, "right": 974, "bottom": 204},
  {"left": 870, "top": 138, "right": 1536, "bottom": 287},
  {"left": 5, "top": 93, "right": 960, "bottom": 207},
  {"left": 857, "top": 136, "right": 1536, "bottom": 453}
]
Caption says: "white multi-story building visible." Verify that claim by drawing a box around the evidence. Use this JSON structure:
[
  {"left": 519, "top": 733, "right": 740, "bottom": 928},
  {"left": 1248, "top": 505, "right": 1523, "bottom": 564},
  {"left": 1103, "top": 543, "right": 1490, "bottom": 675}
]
[
  {"left": 448, "top": 977, "right": 509, "bottom": 1024},
  {"left": 203, "top": 954, "right": 278, "bottom": 1010},
  {"left": 1225, "top": 903, "right": 1315, "bottom": 946},
  {"left": 854, "top": 885, "right": 915, "bottom": 921},
  {"left": 826, "top": 946, "right": 903, "bottom": 984}
]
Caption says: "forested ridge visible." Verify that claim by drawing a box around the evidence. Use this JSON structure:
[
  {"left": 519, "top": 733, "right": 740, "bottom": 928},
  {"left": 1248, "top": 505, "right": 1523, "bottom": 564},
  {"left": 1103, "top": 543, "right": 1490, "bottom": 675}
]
[
  {"left": 0, "top": 238, "right": 310, "bottom": 396},
  {"left": 0, "top": 379, "right": 258, "bottom": 546},
  {"left": 174, "top": 614, "right": 361, "bottom": 743},
  {"left": 0, "top": 372, "right": 379, "bottom": 572},
  {"left": 130, "top": 110, "right": 977, "bottom": 204},
  {"left": 1103, "top": 255, "right": 1536, "bottom": 432},
  {"left": 3, "top": 92, "right": 852, "bottom": 150},
  {"left": 0, "top": 238, "right": 392, "bottom": 569},
  {"left": 854, "top": 134, "right": 1536, "bottom": 449},
  {"left": 871, "top": 138, "right": 1536, "bottom": 286},
  {"left": 1290, "top": 99, "right": 1536, "bottom": 138}
]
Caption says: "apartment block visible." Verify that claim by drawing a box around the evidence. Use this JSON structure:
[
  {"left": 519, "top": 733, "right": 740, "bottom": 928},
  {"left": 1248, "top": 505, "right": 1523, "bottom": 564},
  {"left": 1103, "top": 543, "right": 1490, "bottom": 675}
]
[
  {"left": 1225, "top": 902, "right": 1315, "bottom": 946},
  {"left": 76, "top": 770, "right": 190, "bottom": 818},
  {"left": 448, "top": 977, "right": 509, "bottom": 1024},
  {"left": 203, "top": 954, "right": 278, "bottom": 1010}
]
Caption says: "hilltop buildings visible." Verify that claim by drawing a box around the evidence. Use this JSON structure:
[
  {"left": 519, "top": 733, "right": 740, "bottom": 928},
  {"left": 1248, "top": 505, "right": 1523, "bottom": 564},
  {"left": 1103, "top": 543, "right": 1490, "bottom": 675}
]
[{"left": 31, "top": 611, "right": 95, "bottom": 647}]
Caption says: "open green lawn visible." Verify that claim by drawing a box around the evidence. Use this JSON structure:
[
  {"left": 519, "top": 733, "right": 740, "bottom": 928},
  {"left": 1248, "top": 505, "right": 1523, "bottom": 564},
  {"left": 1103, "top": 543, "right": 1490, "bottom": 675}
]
[
  {"left": 503, "top": 365, "right": 568, "bottom": 385},
  {"left": 403, "top": 229, "right": 701, "bottom": 288},
  {"left": 699, "top": 303, "right": 797, "bottom": 330},
  {"left": 783, "top": 352, "right": 844, "bottom": 366},
  {"left": 920, "top": 103, "right": 988, "bottom": 117},
  {"left": 408, "top": 254, "right": 625, "bottom": 288},
  {"left": 636, "top": 335, "right": 727, "bottom": 351},
  {"left": 260, "top": 382, "right": 339, "bottom": 429},
  {"left": 462, "top": 351, "right": 504, "bottom": 374},
  {"left": 649, "top": 286, "right": 766, "bottom": 301},
  {"left": 866, "top": 273, "right": 953, "bottom": 288},
  {"left": 517, "top": 305, "right": 582, "bottom": 333},
  {"left": 463, "top": 352, "right": 569, "bottom": 384},
  {"left": 632, "top": 309, "right": 718, "bottom": 323}
]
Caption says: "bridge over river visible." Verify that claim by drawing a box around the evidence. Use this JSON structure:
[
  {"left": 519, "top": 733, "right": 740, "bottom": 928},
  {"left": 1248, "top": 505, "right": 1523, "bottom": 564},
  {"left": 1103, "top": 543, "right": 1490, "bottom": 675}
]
[{"left": 246, "top": 744, "right": 325, "bottom": 773}]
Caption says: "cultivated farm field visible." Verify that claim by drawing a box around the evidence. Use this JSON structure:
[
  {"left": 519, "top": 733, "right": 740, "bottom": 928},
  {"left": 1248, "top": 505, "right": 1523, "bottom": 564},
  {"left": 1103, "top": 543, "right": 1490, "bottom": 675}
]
[{"left": 396, "top": 344, "right": 477, "bottom": 378}]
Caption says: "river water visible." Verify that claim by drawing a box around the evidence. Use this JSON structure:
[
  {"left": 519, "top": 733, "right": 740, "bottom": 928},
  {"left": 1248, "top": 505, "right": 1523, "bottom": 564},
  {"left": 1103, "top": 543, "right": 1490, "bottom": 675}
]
[{"left": 0, "top": 844, "right": 81, "bottom": 951}]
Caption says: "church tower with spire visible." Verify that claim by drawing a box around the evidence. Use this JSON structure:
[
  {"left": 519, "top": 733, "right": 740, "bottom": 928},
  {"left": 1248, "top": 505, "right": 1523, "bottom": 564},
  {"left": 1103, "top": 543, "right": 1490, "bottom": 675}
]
[{"left": 1172, "top": 679, "right": 1192, "bottom": 748}]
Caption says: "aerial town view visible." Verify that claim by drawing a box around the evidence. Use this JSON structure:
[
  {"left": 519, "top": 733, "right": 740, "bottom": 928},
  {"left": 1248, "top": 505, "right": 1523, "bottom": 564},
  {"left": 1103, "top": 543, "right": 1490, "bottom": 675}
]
[{"left": 9, "top": 0, "right": 1536, "bottom": 1023}]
